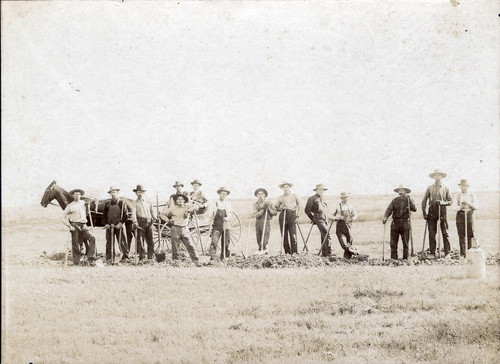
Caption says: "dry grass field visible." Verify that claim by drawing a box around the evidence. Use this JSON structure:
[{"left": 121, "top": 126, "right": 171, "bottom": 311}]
[{"left": 2, "top": 192, "right": 499, "bottom": 363}]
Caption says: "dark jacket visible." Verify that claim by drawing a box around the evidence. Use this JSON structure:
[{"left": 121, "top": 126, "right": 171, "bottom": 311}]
[
  {"left": 102, "top": 198, "right": 129, "bottom": 225},
  {"left": 305, "top": 194, "right": 328, "bottom": 221}
]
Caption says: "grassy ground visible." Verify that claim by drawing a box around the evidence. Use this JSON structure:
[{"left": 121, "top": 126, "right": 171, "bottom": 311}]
[{"left": 2, "top": 192, "right": 499, "bottom": 363}]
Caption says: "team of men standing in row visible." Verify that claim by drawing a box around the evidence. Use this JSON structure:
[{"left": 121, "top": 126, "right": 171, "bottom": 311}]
[{"left": 62, "top": 168, "right": 478, "bottom": 266}]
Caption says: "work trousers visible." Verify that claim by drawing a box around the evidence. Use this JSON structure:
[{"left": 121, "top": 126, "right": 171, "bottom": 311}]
[
  {"left": 390, "top": 220, "right": 410, "bottom": 260},
  {"left": 314, "top": 217, "right": 332, "bottom": 256},
  {"left": 170, "top": 225, "right": 199, "bottom": 262},
  {"left": 336, "top": 220, "right": 353, "bottom": 259},
  {"left": 105, "top": 226, "right": 129, "bottom": 260},
  {"left": 209, "top": 227, "right": 231, "bottom": 259},
  {"left": 255, "top": 216, "right": 271, "bottom": 250},
  {"left": 427, "top": 218, "right": 450, "bottom": 255},
  {"left": 279, "top": 210, "right": 298, "bottom": 254},
  {"left": 136, "top": 218, "right": 154, "bottom": 260},
  {"left": 456, "top": 210, "right": 475, "bottom": 256},
  {"left": 70, "top": 222, "right": 96, "bottom": 265}
]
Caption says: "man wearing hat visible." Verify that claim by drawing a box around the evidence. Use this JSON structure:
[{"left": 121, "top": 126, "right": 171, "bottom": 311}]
[
  {"left": 61, "top": 189, "right": 97, "bottom": 266},
  {"left": 167, "top": 181, "right": 189, "bottom": 208},
  {"left": 252, "top": 188, "right": 277, "bottom": 254},
  {"left": 421, "top": 169, "right": 453, "bottom": 258},
  {"left": 454, "top": 179, "right": 479, "bottom": 257},
  {"left": 102, "top": 187, "right": 130, "bottom": 263},
  {"left": 189, "top": 179, "right": 209, "bottom": 215},
  {"left": 383, "top": 185, "right": 417, "bottom": 260},
  {"left": 131, "top": 185, "right": 156, "bottom": 260},
  {"left": 305, "top": 184, "right": 332, "bottom": 257},
  {"left": 332, "top": 192, "right": 358, "bottom": 259},
  {"left": 274, "top": 181, "right": 302, "bottom": 254},
  {"left": 160, "top": 194, "right": 200, "bottom": 263},
  {"left": 207, "top": 187, "right": 233, "bottom": 260}
]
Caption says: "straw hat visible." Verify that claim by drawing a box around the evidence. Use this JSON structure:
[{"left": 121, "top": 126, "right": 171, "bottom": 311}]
[
  {"left": 458, "top": 179, "right": 470, "bottom": 187},
  {"left": 132, "top": 184, "right": 147, "bottom": 192},
  {"left": 254, "top": 188, "right": 268, "bottom": 197},
  {"left": 278, "top": 181, "right": 293, "bottom": 189},
  {"left": 69, "top": 189, "right": 85, "bottom": 195},
  {"left": 217, "top": 187, "right": 231, "bottom": 195},
  {"left": 429, "top": 169, "right": 447, "bottom": 178},
  {"left": 339, "top": 192, "right": 350, "bottom": 198},
  {"left": 313, "top": 184, "right": 328, "bottom": 191},
  {"left": 393, "top": 185, "right": 411, "bottom": 194},
  {"left": 107, "top": 186, "right": 120, "bottom": 194}
]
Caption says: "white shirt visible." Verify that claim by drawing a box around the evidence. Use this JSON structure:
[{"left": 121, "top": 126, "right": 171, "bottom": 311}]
[
  {"left": 63, "top": 200, "right": 87, "bottom": 224},
  {"left": 207, "top": 199, "right": 233, "bottom": 219},
  {"left": 454, "top": 191, "right": 479, "bottom": 211}
]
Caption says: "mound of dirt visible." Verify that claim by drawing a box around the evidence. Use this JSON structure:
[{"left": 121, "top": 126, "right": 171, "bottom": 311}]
[{"left": 39, "top": 250, "right": 500, "bottom": 269}]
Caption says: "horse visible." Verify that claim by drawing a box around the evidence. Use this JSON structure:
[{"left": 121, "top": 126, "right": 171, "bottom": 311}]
[{"left": 40, "top": 180, "right": 135, "bottom": 247}]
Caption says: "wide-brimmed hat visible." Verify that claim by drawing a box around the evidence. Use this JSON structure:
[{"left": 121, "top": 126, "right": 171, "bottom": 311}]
[
  {"left": 217, "top": 187, "right": 231, "bottom": 195},
  {"left": 191, "top": 179, "right": 202, "bottom": 186},
  {"left": 313, "top": 184, "right": 328, "bottom": 191},
  {"left": 340, "top": 192, "right": 350, "bottom": 198},
  {"left": 173, "top": 181, "right": 184, "bottom": 188},
  {"left": 133, "top": 184, "right": 147, "bottom": 192},
  {"left": 172, "top": 193, "right": 189, "bottom": 203},
  {"left": 107, "top": 186, "right": 120, "bottom": 194},
  {"left": 69, "top": 189, "right": 85, "bottom": 195},
  {"left": 429, "top": 169, "right": 447, "bottom": 178},
  {"left": 278, "top": 181, "right": 293, "bottom": 189},
  {"left": 458, "top": 179, "right": 470, "bottom": 187},
  {"left": 254, "top": 188, "right": 268, "bottom": 197},
  {"left": 393, "top": 185, "right": 411, "bottom": 194}
]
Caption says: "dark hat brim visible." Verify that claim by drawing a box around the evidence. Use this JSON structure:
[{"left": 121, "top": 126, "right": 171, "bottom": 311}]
[
  {"left": 173, "top": 194, "right": 189, "bottom": 203},
  {"left": 70, "top": 189, "right": 85, "bottom": 195},
  {"left": 133, "top": 188, "right": 147, "bottom": 192},
  {"left": 191, "top": 181, "right": 202, "bottom": 186},
  {"left": 394, "top": 187, "right": 411, "bottom": 194},
  {"left": 254, "top": 188, "right": 268, "bottom": 197},
  {"left": 108, "top": 188, "right": 120, "bottom": 194},
  {"left": 217, "top": 189, "right": 231, "bottom": 195}
]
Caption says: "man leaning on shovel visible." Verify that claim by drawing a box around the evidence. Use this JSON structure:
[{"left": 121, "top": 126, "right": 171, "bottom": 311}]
[
  {"left": 454, "top": 179, "right": 479, "bottom": 258},
  {"left": 421, "top": 169, "right": 453, "bottom": 259},
  {"left": 383, "top": 185, "right": 416, "bottom": 260},
  {"left": 305, "top": 184, "right": 333, "bottom": 257},
  {"left": 252, "top": 188, "right": 277, "bottom": 255},
  {"left": 131, "top": 184, "right": 156, "bottom": 261},
  {"left": 332, "top": 192, "right": 358, "bottom": 259},
  {"left": 102, "top": 186, "right": 130, "bottom": 264},
  {"left": 274, "top": 181, "right": 302, "bottom": 255},
  {"left": 61, "top": 189, "right": 97, "bottom": 266}
]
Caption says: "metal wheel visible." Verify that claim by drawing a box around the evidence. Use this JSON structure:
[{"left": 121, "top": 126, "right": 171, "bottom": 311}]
[
  {"left": 189, "top": 213, "right": 211, "bottom": 255},
  {"left": 154, "top": 222, "right": 172, "bottom": 254},
  {"left": 227, "top": 211, "right": 242, "bottom": 251}
]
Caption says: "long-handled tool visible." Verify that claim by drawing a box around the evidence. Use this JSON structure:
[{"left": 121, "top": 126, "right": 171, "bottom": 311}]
[
  {"left": 260, "top": 209, "right": 268, "bottom": 252},
  {"left": 382, "top": 221, "right": 387, "bottom": 261},
  {"left": 297, "top": 222, "right": 310, "bottom": 253},
  {"left": 244, "top": 221, "right": 251, "bottom": 258},
  {"left": 408, "top": 196, "right": 414, "bottom": 256},
  {"left": 317, "top": 219, "right": 335, "bottom": 256},
  {"left": 280, "top": 209, "right": 286, "bottom": 255},
  {"left": 193, "top": 212, "right": 204, "bottom": 255},
  {"left": 301, "top": 222, "right": 314, "bottom": 252},
  {"left": 118, "top": 198, "right": 126, "bottom": 261},
  {"left": 437, "top": 203, "right": 442, "bottom": 258},
  {"left": 87, "top": 204, "right": 96, "bottom": 258},
  {"left": 464, "top": 205, "right": 468, "bottom": 250},
  {"left": 63, "top": 231, "right": 71, "bottom": 268},
  {"left": 421, "top": 220, "right": 428, "bottom": 260},
  {"left": 111, "top": 224, "right": 115, "bottom": 264}
]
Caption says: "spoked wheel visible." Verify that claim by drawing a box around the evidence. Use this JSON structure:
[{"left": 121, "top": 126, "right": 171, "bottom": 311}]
[
  {"left": 227, "top": 211, "right": 242, "bottom": 253},
  {"left": 153, "top": 222, "right": 172, "bottom": 254},
  {"left": 188, "top": 213, "right": 211, "bottom": 256}
]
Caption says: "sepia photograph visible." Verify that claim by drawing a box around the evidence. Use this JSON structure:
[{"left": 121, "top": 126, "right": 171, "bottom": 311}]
[{"left": 2, "top": 1, "right": 499, "bottom": 363}]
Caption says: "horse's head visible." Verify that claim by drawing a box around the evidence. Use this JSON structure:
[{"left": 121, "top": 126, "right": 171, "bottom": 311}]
[{"left": 40, "top": 180, "right": 57, "bottom": 207}]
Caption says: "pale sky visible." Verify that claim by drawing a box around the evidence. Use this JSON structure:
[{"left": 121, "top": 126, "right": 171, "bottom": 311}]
[{"left": 2, "top": 1, "right": 498, "bottom": 206}]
